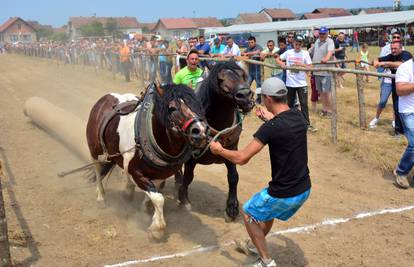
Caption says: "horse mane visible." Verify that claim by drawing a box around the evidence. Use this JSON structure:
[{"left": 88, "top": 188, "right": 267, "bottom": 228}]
[
  {"left": 197, "top": 61, "right": 242, "bottom": 114},
  {"left": 154, "top": 84, "right": 204, "bottom": 128}
]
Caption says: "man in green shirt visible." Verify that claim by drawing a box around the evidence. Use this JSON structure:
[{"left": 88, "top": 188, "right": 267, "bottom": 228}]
[{"left": 173, "top": 49, "right": 203, "bottom": 89}]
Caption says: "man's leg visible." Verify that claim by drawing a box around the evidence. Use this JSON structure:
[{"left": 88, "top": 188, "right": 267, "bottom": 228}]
[
  {"left": 286, "top": 86, "right": 296, "bottom": 108},
  {"left": 395, "top": 113, "right": 414, "bottom": 188},
  {"left": 242, "top": 211, "right": 272, "bottom": 261},
  {"left": 392, "top": 85, "right": 404, "bottom": 134},
  {"left": 298, "top": 86, "right": 310, "bottom": 124}
]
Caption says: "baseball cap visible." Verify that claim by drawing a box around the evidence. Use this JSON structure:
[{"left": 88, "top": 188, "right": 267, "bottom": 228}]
[
  {"left": 319, "top": 26, "right": 329, "bottom": 34},
  {"left": 391, "top": 28, "right": 401, "bottom": 35},
  {"left": 255, "top": 77, "right": 287, "bottom": 96}
]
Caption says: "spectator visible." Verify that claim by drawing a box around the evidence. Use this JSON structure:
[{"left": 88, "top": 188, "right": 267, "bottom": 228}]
[
  {"left": 159, "top": 40, "right": 173, "bottom": 84},
  {"left": 260, "top": 40, "right": 279, "bottom": 80},
  {"left": 276, "top": 36, "right": 316, "bottom": 132},
  {"left": 119, "top": 40, "right": 131, "bottom": 82},
  {"left": 195, "top": 35, "right": 210, "bottom": 70},
  {"left": 210, "top": 38, "right": 225, "bottom": 57},
  {"left": 176, "top": 39, "right": 189, "bottom": 71},
  {"left": 209, "top": 77, "right": 311, "bottom": 267},
  {"left": 223, "top": 36, "right": 241, "bottom": 58},
  {"left": 351, "top": 30, "right": 359, "bottom": 52},
  {"left": 275, "top": 37, "right": 288, "bottom": 83},
  {"left": 308, "top": 26, "right": 335, "bottom": 117},
  {"left": 286, "top": 32, "right": 295, "bottom": 50},
  {"left": 242, "top": 36, "right": 263, "bottom": 104},
  {"left": 359, "top": 43, "right": 370, "bottom": 83},
  {"left": 394, "top": 56, "right": 414, "bottom": 188},
  {"left": 334, "top": 32, "right": 347, "bottom": 88},
  {"left": 173, "top": 49, "right": 203, "bottom": 89},
  {"left": 369, "top": 30, "right": 405, "bottom": 129},
  {"left": 372, "top": 41, "right": 412, "bottom": 136}
]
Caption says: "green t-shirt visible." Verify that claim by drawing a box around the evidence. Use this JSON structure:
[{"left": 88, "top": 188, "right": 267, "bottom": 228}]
[{"left": 173, "top": 66, "right": 203, "bottom": 89}]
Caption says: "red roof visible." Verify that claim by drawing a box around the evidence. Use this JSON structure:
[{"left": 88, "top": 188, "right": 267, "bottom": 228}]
[
  {"left": 261, "top": 8, "right": 296, "bottom": 19},
  {"left": 235, "top": 13, "right": 270, "bottom": 24},
  {"left": 69, "top": 17, "right": 140, "bottom": 29},
  {"left": 157, "top": 18, "right": 197, "bottom": 29},
  {"left": 301, "top": 13, "right": 331, "bottom": 20},
  {"left": 0, "top": 17, "right": 36, "bottom": 33},
  {"left": 312, "top": 8, "right": 352, "bottom": 17},
  {"left": 139, "top": 22, "right": 157, "bottom": 32},
  {"left": 192, "top": 17, "right": 223, "bottom": 28}
]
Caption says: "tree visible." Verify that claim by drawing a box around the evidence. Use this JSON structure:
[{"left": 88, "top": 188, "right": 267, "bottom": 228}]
[
  {"left": 36, "top": 27, "right": 54, "bottom": 41},
  {"left": 105, "top": 18, "right": 118, "bottom": 37},
  {"left": 408, "top": 4, "right": 414, "bottom": 10},
  {"left": 50, "top": 32, "right": 69, "bottom": 42},
  {"left": 80, "top": 21, "right": 104, "bottom": 37}
]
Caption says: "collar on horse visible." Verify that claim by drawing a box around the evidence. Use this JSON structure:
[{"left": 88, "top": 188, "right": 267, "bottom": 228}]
[
  {"left": 134, "top": 84, "right": 192, "bottom": 169},
  {"left": 208, "top": 111, "right": 243, "bottom": 147}
]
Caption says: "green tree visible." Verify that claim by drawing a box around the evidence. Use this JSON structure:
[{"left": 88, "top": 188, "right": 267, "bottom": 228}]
[
  {"left": 50, "top": 32, "right": 69, "bottom": 42},
  {"left": 36, "top": 27, "right": 54, "bottom": 41},
  {"left": 105, "top": 18, "right": 118, "bottom": 37},
  {"left": 80, "top": 21, "right": 104, "bottom": 37},
  {"left": 408, "top": 4, "right": 414, "bottom": 10}
]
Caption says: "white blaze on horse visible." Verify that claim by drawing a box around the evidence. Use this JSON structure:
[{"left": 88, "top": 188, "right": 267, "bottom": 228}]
[{"left": 86, "top": 84, "right": 209, "bottom": 239}]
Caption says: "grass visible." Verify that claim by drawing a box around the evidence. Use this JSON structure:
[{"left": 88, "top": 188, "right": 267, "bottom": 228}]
[{"left": 309, "top": 45, "right": 414, "bottom": 173}]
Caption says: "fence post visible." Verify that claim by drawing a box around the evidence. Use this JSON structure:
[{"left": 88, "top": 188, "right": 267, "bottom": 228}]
[
  {"left": 331, "top": 73, "right": 338, "bottom": 144},
  {"left": 354, "top": 62, "right": 367, "bottom": 129},
  {"left": 0, "top": 161, "right": 11, "bottom": 267}
]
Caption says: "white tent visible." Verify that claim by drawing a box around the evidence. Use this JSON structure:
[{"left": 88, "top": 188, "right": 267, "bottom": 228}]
[{"left": 204, "top": 10, "right": 414, "bottom": 34}]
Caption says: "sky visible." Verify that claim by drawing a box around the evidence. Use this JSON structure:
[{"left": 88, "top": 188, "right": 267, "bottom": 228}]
[{"left": 1, "top": 0, "right": 413, "bottom": 27}]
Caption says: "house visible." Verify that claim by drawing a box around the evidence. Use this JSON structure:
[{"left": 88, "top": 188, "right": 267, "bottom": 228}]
[
  {"left": 68, "top": 16, "right": 141, "bottom": 39},
  {"left": 0, "top": 17, "right": 37, "bottom": 43},
  {"left": 358, "top": 9, "right": 385, "bottom": 15},
  {"left": 234, "top": 13, "right": 270, "bottom": 25},
  {"left": 259, "top": 8, "right": 296, "bottom": 22},
  {"left": 139, "top": 22, "right": 157, "bottom": 33},
  {"left": 192, "top": 17, "right": 223, "bottom": 28},
  {"left": 301, "top": 8, "right": 352, "bottom": 19},
  {"left": 154, "top": 18, "right": 199, "bottom": 39}
]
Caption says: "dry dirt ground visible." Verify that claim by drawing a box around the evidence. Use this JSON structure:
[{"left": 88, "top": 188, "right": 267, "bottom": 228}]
[{"left": 0, "top": 54, "right": 413, "bottom": 267}]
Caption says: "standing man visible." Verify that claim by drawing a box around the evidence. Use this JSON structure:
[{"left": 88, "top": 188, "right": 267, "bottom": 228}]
[
  {"left": 119, "top": 40, "right": 131, "bottom": 82},
  {"left": 210, "top": 77, "right": 311, "bottom": 267},
  {"left": 223, "top": 36, "right": 241, "bottom": 58},
  {"left": 210, "top": 38, "right": 225, "bottom": 57},
  {"left": 260, "top": 40, "right": 279, "bottom": 81},
  {"left": 308, "top": 26, "right": 335, "bottom": 117},
  {"left": 159, "top": 40, "right": 173, "bottom": 84},
  {"left": 242, "top": 36, "right": 263, "bottom": 104},
  {"left": 173, "top": 49, "right": 203, "bottom": 89},
  {"left": 286, "top": 32, "right": 295, "bottom": 50},
  {"left": 395, "top": 55, "right": 414, "bottom": 189},
  {"left": 373, "top": 41, "right": 412, "bottom": 136},
  {"left": 369, "top": 29, "right": 404, "bottom": 129},
  {"left": 276, "top": 37, "right": 288, "bottom": 83},
  {"left": 334, "top": 32, "right": 347, "bottom": 89},
  {"left": 276, "top": 36, "right": 316, "bottom": 132},
  {"left": 195, "top": 35, "right": 210, "bottom": 69},
  {"left": 351, "top": 30, "right": 359, "bottom": 52}
]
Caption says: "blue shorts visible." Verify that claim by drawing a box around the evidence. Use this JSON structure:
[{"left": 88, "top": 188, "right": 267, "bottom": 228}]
[{"left": 243, "top": 187, "right": 310, "bottom": 222}]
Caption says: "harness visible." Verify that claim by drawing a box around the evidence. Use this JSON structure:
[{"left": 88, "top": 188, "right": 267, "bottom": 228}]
[{"left": 133, "top": 84, "right": 192, "bottom": 169}]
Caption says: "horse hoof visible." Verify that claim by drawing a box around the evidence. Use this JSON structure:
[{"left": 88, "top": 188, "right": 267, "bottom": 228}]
[
  {"left": 176, "top": 199, "right": 192, "bottom": 211},
  {"left": 224, "top": 210, "right": 238, "bottom": 223},
  {"left": 147, "top": 228, "right": 165, "bottom": 241}
]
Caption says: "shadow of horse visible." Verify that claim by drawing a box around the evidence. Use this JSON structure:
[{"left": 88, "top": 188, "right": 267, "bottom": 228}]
[{"left": 101, "top": 178, "right": 221, "bottom": 246}]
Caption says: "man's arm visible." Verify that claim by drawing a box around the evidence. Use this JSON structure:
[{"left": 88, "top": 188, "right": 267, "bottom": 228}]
[
  {"left": 210, "top": 138, "right": 265, "bottom": 165},
  {"left": 396, "top": 82, "right": 414, "bottom": 96}
]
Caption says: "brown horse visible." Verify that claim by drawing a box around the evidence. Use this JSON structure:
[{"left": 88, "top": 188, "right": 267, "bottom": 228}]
[
  {"left": 177, "top": 61, "right": 254, "bottom": 221},
  {"left": 86, "top": 83, "right": 209, "bottom": 239}
]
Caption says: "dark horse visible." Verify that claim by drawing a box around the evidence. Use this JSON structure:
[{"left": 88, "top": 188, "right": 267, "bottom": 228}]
[
  {"left": 177, "top": 61, "right": 254, "bottom": 220},
  {"left": 86, "top": 84, "right": 209, "bottom": 239}
]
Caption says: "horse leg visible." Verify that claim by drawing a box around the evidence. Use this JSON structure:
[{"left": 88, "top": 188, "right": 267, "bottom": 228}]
[
  {"left": 224, "top": 161, "right": 239, "bottom": 221},
  {"left": 93, "top": 161, "right": 115, "bottom": 202},
  {"left": 141, "top": 179, "right": 164, "bottom": 214},
  {"left": 174, "top": 166, "right": 183, "bottom": 191},
  {"left": 177, "top": 160, "right": 196, "bottom": 210},
  {"left": 124, "top": 176, "right": 136, "bottom": 201}
]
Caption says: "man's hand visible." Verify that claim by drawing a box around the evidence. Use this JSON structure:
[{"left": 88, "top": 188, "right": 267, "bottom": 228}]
[
  {"left": 255, "top": 106, "right": 273, "bottom": 121},
  {"left": 210, "top": 141, "right": 224, "bottom": 155}
]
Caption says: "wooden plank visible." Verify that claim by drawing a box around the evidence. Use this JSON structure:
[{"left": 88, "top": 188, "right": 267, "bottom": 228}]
[{"left": 0, "top": 161, "right": 11, "bottom": 267}]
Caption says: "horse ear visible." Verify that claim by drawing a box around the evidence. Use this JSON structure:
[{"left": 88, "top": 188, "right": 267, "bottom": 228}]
[{"left": 155, "top": 82, "right": 164, "bottom": 96}]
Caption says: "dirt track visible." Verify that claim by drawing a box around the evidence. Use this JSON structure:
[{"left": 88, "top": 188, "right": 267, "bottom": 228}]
[{"left": 0, "top": 54, "right": 413, "bottom": 267}]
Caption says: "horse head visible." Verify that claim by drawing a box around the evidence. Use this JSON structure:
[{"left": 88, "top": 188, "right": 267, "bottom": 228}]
[
  {"left": 155, "top": 84, "right": 209, "bottom": 150},
  {"left": 215, "top": 61, "right": 254, "bottom": 114}
]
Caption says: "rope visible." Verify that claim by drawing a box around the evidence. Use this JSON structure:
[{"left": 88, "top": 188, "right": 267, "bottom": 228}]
[{"left": 192, "top": 114, "right": 244, "bottom": 159}]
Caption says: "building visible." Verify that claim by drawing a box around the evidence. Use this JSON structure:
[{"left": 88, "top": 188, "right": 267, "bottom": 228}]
[
  {"left": 154, "top": 18, "right": 198, "bottom": 39},
  {"left": 0, "top": 17, "right": 37, "bottom": 43},
  {"left": 68, "top": 16, "right": 141, "bottom": 39},
  {"left": 301, "top": 8, "right": 353, "bottom": 20},
  {"left": 139, "top": 22, "right": 157, "bottom": 33},
  {"left": 358, "top": 9, "right": 385, "bottom": 15},
  {"left": 192, "top": 17, "right": 223, "bottom": 28},
  {"left": 259, "top": 8, "right": 296, "bottom": 22},
  {"left": 234, "top": 13, "right": 270, "bottom": 24}
]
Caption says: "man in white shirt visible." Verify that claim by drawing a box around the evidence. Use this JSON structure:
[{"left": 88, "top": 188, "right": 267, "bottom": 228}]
[
  {"left": 394, "top": 58, "right": 414, "bottom": 189},
  {"left": 223, "top": 36, "right": 241, "bottom": 58},
  {"left": 276, "top": 36, "right": 316, "bottom": 132}
]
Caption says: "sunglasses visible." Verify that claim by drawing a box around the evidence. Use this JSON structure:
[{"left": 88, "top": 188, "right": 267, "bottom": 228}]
[{"left": 392, "top": 36, "right": 401, "bottom": 39}]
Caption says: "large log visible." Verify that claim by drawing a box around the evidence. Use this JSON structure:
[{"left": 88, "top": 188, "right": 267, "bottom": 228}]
[{"left": 23, "top": 97, "right": 90, "bottom": 163}]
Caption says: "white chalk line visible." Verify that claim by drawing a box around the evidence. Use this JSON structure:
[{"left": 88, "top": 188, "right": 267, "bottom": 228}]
[{"left": 104, "top": 204, "right": 414, "bottom": 267}]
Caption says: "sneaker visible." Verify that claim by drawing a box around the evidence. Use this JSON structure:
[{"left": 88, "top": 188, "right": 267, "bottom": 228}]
[
  {"left": 246, "top": 258, "right": 277, "bottom": 267},
  {"left": 392, "top": 120, "right": 395, "bottom": 129},
  {"left": 393, "top": 169, "right": 410, "bottom": 189},
  {"left": 235, "top": 239, "right": 259, "bottom": 256},
  {"left": 369, "top": 118, "right": 378, "bottom": 129},
  {"left": 308, "top": 125, "right": 318, "bottom": 133}
]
